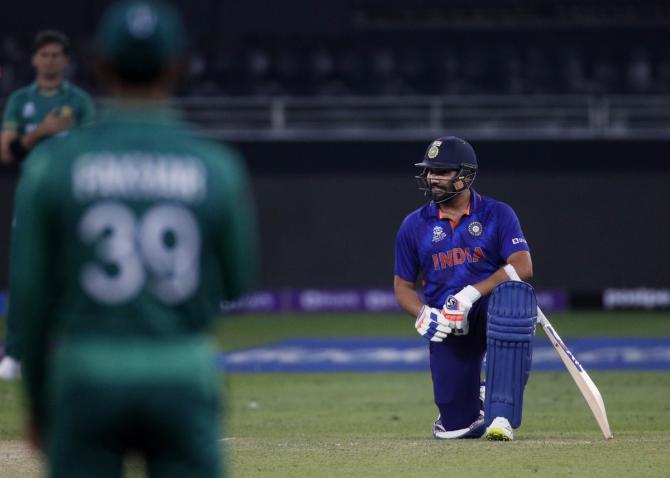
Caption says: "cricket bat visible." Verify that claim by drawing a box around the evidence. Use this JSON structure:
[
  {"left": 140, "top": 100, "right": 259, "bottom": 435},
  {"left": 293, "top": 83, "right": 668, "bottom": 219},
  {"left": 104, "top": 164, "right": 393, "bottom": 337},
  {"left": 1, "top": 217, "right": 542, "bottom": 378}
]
[{"left": 503, "top": 265, "right": 613, "bottom": 439}]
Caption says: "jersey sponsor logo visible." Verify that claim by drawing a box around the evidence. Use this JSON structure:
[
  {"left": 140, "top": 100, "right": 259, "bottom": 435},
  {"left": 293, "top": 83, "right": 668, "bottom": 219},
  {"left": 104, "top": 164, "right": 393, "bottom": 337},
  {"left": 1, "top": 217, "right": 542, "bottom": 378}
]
[
  {"left": 432, "top": 247, "right": 485, "bottom": 271},
  {"left": 432, "top": 225, "right": 447, "bottom": 243},
  {"left": 468, "top": 221, "right": 483, "bottom": 236},
  {"left": 512, "top": 237, "right": 527, "bottom": 245},
  {"left": 22, "top": 102, "right": 36, "bottom": 118}
]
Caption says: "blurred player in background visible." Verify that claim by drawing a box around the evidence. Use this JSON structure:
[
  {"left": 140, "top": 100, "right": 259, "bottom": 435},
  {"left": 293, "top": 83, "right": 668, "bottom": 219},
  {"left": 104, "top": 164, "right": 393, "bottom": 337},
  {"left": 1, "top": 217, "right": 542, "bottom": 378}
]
[
  {"left": 394, "top": 136, "right": 535, "bottom": 441},
  {"left": 8, "top": 1, "right": 257, "bottom": 476},
  {"left": 0, "top": 29, "right": 95, "bottom": 165},
  {"left": 0, "top": 29, "right": 95, "bottom": 380}
]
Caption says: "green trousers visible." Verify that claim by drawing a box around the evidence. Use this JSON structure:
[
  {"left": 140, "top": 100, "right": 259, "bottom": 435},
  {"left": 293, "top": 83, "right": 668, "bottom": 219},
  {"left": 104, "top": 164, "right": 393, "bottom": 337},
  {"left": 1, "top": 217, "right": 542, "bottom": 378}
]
[{"left": 45, "top": 339, "right": 225, "bottom": 478}]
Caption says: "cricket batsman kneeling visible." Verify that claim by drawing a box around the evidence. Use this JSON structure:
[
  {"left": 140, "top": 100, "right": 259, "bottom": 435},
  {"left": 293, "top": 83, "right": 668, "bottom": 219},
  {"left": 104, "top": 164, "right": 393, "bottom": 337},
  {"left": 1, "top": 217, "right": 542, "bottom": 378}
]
[{"left": 394, "top": 136, "right": 535, "bottom": 441}]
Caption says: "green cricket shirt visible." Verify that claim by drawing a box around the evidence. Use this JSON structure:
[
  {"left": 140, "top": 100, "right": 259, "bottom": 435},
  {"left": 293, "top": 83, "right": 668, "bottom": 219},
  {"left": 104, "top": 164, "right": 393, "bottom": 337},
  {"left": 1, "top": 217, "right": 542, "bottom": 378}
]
[
  {"left": 9, "top": 103, "right": 258, "bottom": 425},
  {"left": 2, "top": 81, "right": 95, "bottom": 135}
]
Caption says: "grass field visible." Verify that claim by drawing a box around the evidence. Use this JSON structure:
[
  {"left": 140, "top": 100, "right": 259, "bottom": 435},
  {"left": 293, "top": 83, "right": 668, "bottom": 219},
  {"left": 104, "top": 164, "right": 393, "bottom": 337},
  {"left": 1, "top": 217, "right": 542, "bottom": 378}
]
[{"left": 1, "top": 311, "right": 670, "bottom": 477}]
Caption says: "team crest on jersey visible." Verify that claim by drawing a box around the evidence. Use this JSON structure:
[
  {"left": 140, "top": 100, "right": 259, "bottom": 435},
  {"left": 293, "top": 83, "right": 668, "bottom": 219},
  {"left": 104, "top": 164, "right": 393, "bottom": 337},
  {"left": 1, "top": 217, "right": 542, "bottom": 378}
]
[
  {"left": 427, "top": 140, "right": 442, "bottom": 159},
  {"left": 432, "top": 225, "right": 447, "bottom": 243},
  {"left": 468, "top": 221, "right": 483, "bottom": 237},
  {"left": 22, "top": 102, "right": 36, "bottom": 118}
]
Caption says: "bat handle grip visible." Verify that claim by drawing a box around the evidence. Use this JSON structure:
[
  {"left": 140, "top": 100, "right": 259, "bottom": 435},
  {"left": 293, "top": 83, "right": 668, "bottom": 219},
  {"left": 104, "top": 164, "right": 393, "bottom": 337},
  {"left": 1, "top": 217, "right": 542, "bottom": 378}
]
[{"left": 503, "top": 264, "right": 522, "bottom": 281}]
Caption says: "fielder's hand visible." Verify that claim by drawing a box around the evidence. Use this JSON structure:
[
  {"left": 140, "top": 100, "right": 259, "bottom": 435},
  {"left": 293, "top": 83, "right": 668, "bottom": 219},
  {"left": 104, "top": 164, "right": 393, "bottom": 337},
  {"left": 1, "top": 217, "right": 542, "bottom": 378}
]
[
  {"left": 39, "top": 109, "right": 73, "bottom": 136},
  {"left": 415, "top": 305, "right": 452, "bottom": 342},
  {"left": 441, "top": 285, "right": 482, "bottom": 336}
]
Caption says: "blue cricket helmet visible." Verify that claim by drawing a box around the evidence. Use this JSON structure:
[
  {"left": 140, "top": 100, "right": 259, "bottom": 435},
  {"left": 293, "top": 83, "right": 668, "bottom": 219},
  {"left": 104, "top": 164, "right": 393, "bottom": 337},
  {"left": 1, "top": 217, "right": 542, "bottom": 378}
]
[
  {"left": 415, "top": 136, "right": 478, "bottom": 203},
  {"left": 415, "top": 135, "right": 478, "bottom": 170}
]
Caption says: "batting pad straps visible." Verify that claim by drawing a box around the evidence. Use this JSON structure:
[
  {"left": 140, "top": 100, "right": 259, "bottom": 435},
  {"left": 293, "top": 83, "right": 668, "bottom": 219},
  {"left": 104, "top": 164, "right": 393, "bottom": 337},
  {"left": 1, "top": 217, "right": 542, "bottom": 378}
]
[{"left": 484, "top": 281, "right": 537, "bottom": 429}]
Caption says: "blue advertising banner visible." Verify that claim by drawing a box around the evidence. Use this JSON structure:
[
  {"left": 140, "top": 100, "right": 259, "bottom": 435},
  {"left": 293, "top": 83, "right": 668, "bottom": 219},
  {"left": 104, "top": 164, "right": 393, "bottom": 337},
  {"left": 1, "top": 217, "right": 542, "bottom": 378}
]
[
  {"left": 220, "top": 289, "right": 568, "bottom": 314},
  {"left": 218, "top": 337, "right": 670, "bottom": 373}
]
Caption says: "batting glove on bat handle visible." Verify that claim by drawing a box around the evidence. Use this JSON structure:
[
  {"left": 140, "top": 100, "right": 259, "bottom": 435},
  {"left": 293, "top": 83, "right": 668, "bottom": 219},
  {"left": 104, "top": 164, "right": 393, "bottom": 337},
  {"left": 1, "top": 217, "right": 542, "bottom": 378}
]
[
  {"left": 441, "top": 285, "right": 481, "bottom": 336},
  {"left": 415, "top": 305, "right": 451, "bottom": 342}
]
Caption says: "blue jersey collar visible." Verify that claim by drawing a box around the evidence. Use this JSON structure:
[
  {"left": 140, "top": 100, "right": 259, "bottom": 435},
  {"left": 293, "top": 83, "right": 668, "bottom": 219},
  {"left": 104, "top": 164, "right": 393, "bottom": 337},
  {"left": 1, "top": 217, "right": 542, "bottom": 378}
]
[{"left": 471, "top": 189, "right": 481, "bottom": 211}]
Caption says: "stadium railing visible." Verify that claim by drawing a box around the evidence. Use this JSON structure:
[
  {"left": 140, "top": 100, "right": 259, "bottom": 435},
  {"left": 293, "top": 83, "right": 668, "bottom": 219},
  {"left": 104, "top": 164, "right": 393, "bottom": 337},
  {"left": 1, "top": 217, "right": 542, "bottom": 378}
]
[
  {"left": 171, "top": 95, "right": 670, "bottom": 141},
  {"left": 2, "top": 95, "right": 670, "bottom": 141}
]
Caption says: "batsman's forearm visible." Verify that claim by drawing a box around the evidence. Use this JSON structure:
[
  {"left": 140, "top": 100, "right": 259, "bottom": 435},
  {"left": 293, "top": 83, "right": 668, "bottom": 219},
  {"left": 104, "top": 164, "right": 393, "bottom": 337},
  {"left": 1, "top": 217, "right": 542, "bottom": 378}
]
[
  {"left": 473, "top": 251, "right": 533, "bottom": 296},
  {"left": 471, "top": 267, "right": 514, "bottom": 297},
  {"left": 394, "top": 278, "right": 423, "bottom": 316},
  {"left": 397, "top": 293, "right": 423, "bottom": 317}
]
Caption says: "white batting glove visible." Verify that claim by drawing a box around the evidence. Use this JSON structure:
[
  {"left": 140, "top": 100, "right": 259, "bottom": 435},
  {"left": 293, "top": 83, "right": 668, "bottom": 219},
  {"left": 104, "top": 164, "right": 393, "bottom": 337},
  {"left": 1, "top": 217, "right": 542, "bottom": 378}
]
[
  {"left": 441, "top": 285, "right": 482, "bottom": 336},
  {"left": 415, "top": 305, "right": 452, "bottom": 342}
]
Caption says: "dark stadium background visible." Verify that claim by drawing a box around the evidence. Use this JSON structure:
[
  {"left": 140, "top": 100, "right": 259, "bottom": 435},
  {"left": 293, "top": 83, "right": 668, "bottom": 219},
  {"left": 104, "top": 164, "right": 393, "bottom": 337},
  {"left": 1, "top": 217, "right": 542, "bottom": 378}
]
[{"left": 1, "top": 0, "right": 669, "bottom": 310}]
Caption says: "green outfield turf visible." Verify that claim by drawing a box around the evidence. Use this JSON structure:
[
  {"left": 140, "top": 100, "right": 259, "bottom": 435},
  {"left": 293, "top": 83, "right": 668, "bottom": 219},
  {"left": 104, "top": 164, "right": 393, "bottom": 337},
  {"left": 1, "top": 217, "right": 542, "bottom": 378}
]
[
  {"left": 1, "top": 311, "right": 669, "bottom": 477},
  {"left": 225, "top": 371, "right": 670, "bottom": 478},
  {"left": 212, "top": 310, "right": 670, "bottom": 351}
]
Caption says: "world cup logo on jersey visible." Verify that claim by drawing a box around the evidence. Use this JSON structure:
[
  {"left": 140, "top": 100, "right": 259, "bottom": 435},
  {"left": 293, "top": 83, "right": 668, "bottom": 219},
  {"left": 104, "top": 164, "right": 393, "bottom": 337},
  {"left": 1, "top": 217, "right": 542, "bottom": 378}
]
[
  {"left": 22, "top": 102, "right": 36, "bottom": 119},
  {"left": 432, "top": 225, "right": 447, "bottom": 243}
]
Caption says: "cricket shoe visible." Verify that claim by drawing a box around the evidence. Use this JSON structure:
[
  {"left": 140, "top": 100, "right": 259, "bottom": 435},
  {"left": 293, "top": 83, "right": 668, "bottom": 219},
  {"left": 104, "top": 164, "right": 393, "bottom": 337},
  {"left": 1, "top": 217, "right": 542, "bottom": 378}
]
[
  {"left": 432, "top": 415, "right": 486, "bottom": 440},
  {"left": 484, "top": 416, "right": 513, "bottom": 441},
  {"left": 0, "top": 356, "right": 21, "bottom": 381}
]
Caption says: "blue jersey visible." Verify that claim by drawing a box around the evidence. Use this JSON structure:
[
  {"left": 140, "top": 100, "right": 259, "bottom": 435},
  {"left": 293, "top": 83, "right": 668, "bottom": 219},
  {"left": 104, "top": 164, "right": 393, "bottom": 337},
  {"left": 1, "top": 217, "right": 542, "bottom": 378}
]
[{"left": 394, "top": 190, "right": 529, "bottom": 307}]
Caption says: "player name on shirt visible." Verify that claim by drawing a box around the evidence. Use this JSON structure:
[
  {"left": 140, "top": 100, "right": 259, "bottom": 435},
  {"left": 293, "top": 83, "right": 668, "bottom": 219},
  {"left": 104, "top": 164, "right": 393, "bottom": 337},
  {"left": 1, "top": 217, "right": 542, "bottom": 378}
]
[{"left": 72, "top": 152, "right": 207, "bottom": 203}]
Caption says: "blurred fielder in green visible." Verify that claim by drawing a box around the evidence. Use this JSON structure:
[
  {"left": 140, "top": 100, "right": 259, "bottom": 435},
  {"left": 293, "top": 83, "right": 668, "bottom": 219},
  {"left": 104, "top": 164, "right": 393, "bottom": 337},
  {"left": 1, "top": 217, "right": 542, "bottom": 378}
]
[
  {"left": 8, "top": 1, "right": 258, "bottom": 476},
  {"left": 0, "top": 29, "right": 95, "bottom": 166},
  {"left": 0, "top": 29, "right": 95, "bottom": 381}
]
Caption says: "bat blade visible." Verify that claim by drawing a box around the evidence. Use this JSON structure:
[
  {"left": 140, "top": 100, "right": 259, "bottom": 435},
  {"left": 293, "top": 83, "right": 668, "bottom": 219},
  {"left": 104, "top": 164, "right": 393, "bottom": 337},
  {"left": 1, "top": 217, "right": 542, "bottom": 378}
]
[{"left": 539, "top": 311, "right": 613, "bottom": 439}]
